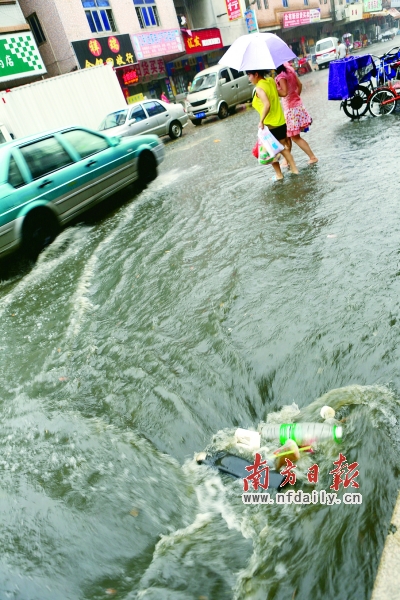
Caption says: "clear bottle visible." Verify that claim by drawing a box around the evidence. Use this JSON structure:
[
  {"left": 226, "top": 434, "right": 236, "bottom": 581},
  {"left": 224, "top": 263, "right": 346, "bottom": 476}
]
[{"left": 259, "top": 422, "right": 342, "bottom": 446}]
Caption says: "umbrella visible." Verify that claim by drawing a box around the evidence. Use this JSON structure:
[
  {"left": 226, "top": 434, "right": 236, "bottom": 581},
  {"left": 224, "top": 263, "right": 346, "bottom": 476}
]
[{"left": 218, "top": 33, "right": 296, "bottom": 71}]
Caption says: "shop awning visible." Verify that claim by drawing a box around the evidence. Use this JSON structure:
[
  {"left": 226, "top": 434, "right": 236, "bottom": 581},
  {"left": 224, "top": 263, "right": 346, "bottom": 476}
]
[{"left": 388, "top": 8, "right": 400, "bottom": 18}]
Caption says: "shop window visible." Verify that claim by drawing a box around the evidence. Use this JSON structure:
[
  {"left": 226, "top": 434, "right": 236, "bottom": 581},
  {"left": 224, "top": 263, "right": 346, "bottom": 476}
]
[
  {"left": 263, "top": 0, "right": 269, "bottom": 8},
  {"left": 26, "top": 13, "right": 46, "bottom": 46},
  {"left": 134, "top": 0, "right": 161, "bottom": 29},
  {"left": 282, "top": 0, "right": 289, "bottom": 7},
  {"left": 82, "top": 0, "right": 117, "bottom": 33}
]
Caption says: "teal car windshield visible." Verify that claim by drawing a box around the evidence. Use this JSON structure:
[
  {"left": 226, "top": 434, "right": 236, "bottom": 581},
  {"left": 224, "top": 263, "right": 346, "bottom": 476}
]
[{"left": 99, "top": 109, "right": 129, "bottom": 130}]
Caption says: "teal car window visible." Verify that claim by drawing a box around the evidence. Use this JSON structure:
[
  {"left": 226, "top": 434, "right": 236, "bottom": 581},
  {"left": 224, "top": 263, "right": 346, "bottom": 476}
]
[
  {"left": 129, "top": 105, "right": 147, "bottom": 122},
  {"left": 143, "top": 101, "right": 166, "bottom": 117},
  {"left": 8, "top": 156, "right": 24, "bottom": 188},
  {"left": 61, "top": 129, "right": 109, "bottom": 159},
  {"left": 20, "top": 137, "right": 73, "bottom": 180}
]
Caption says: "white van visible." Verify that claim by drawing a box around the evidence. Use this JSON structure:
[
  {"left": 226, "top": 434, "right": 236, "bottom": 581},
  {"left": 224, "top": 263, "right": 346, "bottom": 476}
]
[
  {"left": 315, "top": 37, "right": 339, "bottom": 69},
  {"left": 185, "top": 65, "right": 254, "bottom": 125}
]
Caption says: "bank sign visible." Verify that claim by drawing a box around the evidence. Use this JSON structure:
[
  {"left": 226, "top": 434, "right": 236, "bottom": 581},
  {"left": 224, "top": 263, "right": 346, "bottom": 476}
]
[{"left": 0, "top": 32, "right": 46, "bottom": 83}]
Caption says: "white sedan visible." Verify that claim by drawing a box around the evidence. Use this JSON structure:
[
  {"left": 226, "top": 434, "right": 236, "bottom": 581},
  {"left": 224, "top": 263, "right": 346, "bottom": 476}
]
[{"left": 99, "top": 99, "right": 188, "bottom": 140}]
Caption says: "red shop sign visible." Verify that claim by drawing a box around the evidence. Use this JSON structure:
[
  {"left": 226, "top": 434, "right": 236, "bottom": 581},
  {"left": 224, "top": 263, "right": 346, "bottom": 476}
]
[
  {"left": 183, "top": 28, "right": 223, "bottom": 54},
  {"left": 122, "top": 69, "right": 139, "bottom": 85}
]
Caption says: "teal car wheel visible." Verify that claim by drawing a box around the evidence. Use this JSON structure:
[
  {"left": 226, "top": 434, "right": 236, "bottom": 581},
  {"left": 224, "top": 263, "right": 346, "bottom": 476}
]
[
  {"left": 21, "top": 208, "right": 60, "bottom": 258},
  {"left": 138, "top": 151, "right": 157, "bottom": 185}
]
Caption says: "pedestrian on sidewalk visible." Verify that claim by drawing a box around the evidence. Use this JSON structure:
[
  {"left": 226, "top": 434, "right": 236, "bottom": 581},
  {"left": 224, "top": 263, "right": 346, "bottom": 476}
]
[
  {"left": 246, "top": 69, "right": 299, "bottom": 181},
  {"left": 338, "top": 41, "right": 347, "bottom": 59},
  {"left": 161, "top": 92, "right": 170, "bottom": 103},
  {"left": 275, "top": 63, "right": 318, "bottom": 167}
]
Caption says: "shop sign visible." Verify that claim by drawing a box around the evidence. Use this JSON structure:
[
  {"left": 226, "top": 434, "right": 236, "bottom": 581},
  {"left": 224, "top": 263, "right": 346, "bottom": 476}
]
[
  {"left": 72, "top": 34, "right": 136, "bottom": 69},
  {"left": 346, "top": 5, "right": 363, "bottom": 20},
  {"left": 225, "top": 0, "right": 242, "bottom": 21},
  {"left": 283, "top": 9, "right": 320, "bottom": 28},
  {"left": 183, "top": 28, "right": 223, "bottom": 54},
  {"left": 0, "top": 32, "right": 46, "bottom": 83},
  {"left": 131, "top": 29, "right": 183, "bottom": 60},
  {"left": 122, "top": 69, "right": 139, "bottom": 85},
  {"left": 136, "top": 58, "right": 166, "bottom": 78},
  {"left": 245, "top": 9, "right": 259, "bottom": 34},
  {"left": 127, "top": 93, "right": 145, "bottom": 104},
  {"left": 363, "top": 0, "right": 382, "bottom": 12}
]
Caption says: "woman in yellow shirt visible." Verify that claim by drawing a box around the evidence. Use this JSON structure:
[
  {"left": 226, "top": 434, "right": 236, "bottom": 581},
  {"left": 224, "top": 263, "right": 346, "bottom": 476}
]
[{"left": 247, "top": 69, "right": 299, "bottom": 180}]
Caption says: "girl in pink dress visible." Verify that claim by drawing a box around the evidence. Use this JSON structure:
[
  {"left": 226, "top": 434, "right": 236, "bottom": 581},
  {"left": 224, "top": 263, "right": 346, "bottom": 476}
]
[{"left": 275, "top": 63, "right": 318, "bottom": 166}]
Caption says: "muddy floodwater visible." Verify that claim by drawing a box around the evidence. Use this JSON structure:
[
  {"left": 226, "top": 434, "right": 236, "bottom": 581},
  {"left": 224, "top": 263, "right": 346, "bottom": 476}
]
[{"left": 1, "top": 48, "right": 400, "bottom": 599}]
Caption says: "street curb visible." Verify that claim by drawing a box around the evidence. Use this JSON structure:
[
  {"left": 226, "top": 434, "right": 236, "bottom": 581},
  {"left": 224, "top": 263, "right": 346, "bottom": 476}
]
[{"left": 371, "top": 490, "right": 400, "bottom": 600}]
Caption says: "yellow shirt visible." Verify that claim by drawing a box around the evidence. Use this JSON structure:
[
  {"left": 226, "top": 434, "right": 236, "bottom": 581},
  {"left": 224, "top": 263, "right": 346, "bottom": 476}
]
[{"left": 252, "top": 77, "right": 285, "bottom": 128}]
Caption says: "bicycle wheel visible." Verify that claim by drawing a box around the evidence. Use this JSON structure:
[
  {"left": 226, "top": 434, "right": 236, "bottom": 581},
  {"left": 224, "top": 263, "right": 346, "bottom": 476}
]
[
  {"left": 341, "top": 85, "right": 370, "bottom": 119},
  {"left": 368, "top": 88, "right": 396, "bottom": 116}
]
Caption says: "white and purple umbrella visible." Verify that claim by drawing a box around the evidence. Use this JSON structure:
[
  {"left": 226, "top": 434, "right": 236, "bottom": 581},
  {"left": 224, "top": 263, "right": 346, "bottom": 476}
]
[{"left": 219, "top": 33, "right": 296, "bottom": 71}]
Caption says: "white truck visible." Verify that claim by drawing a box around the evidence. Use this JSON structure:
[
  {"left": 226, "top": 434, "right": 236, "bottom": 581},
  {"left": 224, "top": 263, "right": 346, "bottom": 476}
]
[{"left": 0, "top": 63, "right": 126, "bottom": 142}]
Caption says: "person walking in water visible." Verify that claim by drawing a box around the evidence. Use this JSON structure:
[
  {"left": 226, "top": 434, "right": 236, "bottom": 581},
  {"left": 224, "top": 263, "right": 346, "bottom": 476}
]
[
  {"left": 275, "top": 63, "right": 318, "bottom": 167},
  {"left": 246, "top": 69, "right": 299, "bottom": 181}
]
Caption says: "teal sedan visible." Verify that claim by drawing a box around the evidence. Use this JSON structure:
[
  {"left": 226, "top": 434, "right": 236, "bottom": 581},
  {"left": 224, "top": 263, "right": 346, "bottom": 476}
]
[{"left": 0, "top": 126, "right": 164, "bottom": 258}]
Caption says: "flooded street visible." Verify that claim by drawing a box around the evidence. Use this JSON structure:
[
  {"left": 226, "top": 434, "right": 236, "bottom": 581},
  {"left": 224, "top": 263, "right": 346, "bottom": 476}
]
[{"left": 2, "top": 50, "right": 400, "bottom": 599}]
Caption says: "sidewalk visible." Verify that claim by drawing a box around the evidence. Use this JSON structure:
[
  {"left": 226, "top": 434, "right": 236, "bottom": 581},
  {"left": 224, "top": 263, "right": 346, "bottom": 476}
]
[{"left": 371, "top": 490, "right": 400, "bottom": 600}]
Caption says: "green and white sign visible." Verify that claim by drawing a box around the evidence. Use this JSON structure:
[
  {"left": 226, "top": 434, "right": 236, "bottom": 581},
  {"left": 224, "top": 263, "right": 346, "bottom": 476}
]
[
  {"left": 0, "top": 32, "right": 46, "bottom": 84},
  {"left": 363, "top": 0, "right": 382, "bottom": 13}
]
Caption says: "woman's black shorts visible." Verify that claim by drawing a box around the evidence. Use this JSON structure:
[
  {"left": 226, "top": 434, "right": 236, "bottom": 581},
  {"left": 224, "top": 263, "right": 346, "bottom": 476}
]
[{"left": 268, "top": 123, "right": 287, "bottom": 141}]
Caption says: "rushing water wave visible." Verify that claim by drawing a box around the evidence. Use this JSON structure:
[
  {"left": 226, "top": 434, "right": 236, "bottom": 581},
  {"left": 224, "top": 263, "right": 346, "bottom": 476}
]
[{"left": 1, "top": 58, "right": 400, "bottom": 599}]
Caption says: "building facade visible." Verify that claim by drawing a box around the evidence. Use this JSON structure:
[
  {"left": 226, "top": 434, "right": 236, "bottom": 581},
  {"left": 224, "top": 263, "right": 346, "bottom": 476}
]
[
  {"left": 18, "top": 0, "right": 186, "bottom": 100},
  {"left": 169, "top": 0, "right": 249, "bottom": 96}
]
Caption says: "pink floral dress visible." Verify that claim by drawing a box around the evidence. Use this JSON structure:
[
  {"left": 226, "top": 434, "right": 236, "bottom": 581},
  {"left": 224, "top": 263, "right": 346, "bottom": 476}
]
[{"left": 275, "top": 66, "right": 312, "bottom": 137}]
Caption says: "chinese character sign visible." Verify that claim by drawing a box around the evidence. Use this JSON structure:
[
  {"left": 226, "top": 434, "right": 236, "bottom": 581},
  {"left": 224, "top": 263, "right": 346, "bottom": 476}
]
[
  {"left": 283, "top": 9, "right": 320, "bottom": 28},
  {"left": 183, "top": 28, "right": 223, "bottom": 54},
  {"left": 225, "top": 0, "right": 242, "bottom": 21},
  {"left": 71, "top": 34, "right": 136, "bottom": 69},
  {"left": 131, "top": 30, "right": 183, "bottom": 60},
  {"left": 363, "top": 0, "right": 382, "bottom": 11},
  {"left": 134, "top": 58, "right": 166, "bottom": 79},
  {"left": 0, "top": 33, "right": 46, "bottom": 84}
]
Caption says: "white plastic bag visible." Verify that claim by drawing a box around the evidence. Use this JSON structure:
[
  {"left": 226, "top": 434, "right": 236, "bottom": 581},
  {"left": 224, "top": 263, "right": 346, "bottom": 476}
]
[{"left": 257, "top": 128, "right": 285, "bottom": 165}]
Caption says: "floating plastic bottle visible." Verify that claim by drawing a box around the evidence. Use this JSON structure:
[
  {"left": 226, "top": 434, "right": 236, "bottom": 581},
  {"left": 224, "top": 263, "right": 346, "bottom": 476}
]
[{"left": 259, "top": 422, "right": 343, "bottom": 446}]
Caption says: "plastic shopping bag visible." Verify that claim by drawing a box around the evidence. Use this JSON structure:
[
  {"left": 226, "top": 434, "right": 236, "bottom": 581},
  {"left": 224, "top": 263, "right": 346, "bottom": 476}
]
[{"left": 257, "top": 128, "right": 284, "bottom": 165}]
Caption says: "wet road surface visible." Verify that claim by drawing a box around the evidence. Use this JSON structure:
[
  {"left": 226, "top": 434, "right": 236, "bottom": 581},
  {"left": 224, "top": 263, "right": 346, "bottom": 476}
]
[{"left": 1, "top": 40, "right": 400, "bottom": 599}]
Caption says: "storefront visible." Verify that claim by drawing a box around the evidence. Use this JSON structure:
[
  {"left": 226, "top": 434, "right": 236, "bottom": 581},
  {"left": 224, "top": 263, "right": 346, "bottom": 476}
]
[
  {"left": 115, "top": 57, "right": 171, "bottom": 103},
  {"left": 72, "top": 30, "right": 185, "bottom": 103},
  {"left": 165, "top": 28, "right": 225, "bottom": 99},
  {"left": 280, "top": 10, "right": 332, "bottom": 56}
]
